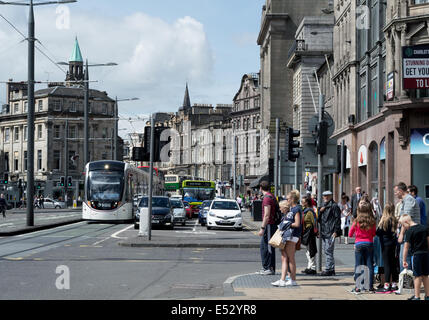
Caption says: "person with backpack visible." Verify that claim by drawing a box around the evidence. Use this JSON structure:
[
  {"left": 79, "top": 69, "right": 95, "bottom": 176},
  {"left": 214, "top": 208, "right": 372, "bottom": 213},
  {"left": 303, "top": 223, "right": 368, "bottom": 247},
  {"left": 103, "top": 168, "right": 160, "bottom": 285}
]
[
  {"left": 301, "top": 196, "right": 318, "bottom": 275},
  {"left": 258, "top": 180, "right": 279, "bottom": 275}
]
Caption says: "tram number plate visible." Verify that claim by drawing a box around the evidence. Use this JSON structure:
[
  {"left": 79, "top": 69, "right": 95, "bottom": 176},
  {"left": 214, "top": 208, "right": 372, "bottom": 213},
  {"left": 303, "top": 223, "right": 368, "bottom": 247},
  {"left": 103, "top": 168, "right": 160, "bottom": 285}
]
[{"left": 101, "top": 203, "right": 111, "bottom": 208}]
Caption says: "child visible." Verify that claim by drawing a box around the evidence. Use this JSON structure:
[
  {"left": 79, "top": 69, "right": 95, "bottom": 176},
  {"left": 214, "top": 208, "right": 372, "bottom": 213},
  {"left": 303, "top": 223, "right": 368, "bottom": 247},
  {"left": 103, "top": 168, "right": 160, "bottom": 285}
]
[
  {"left": 376, "top": 203, "right": 399, "bottom": 293},
  {"left": 349, "top": 202, "right": 377, "bottom": 294},
  {"left": 399, "top": 214, "right": 429, "bottom": 300}
]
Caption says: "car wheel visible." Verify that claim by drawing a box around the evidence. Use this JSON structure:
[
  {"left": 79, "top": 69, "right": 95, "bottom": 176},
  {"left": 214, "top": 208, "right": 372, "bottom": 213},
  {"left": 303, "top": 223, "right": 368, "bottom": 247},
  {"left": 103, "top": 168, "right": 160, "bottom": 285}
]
[
  {"left": 206, "top": 226, "right": 211, "bottom": 230},
  {"left": 134, "top": 223, "right": 139, "bottom": 230},
  {"left": 234, "top": 227, "right": 243, "bottom": 231},
  {"left": 55, "top": 205, "right": 61, "bottom": 209},
  {"left": 201, "top": 222, "right": 206, "bottom": 227}
]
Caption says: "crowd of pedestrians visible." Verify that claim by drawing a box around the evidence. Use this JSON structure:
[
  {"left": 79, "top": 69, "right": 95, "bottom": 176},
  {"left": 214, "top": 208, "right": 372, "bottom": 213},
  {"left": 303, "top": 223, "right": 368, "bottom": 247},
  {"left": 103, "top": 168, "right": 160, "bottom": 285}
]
[{"left": 252, "top": 180, "right": 429, "bottom": 299}]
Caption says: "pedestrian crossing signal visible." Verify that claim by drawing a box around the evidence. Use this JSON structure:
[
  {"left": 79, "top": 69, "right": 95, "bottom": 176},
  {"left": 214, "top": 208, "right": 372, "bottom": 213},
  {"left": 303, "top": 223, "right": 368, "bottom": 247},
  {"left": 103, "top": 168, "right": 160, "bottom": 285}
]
[
  {"left": 67, "top": 177, "right": 72, "bottom": 187},
  {"left": 60, "top": 176, "right": 65, "bottom": 187}
]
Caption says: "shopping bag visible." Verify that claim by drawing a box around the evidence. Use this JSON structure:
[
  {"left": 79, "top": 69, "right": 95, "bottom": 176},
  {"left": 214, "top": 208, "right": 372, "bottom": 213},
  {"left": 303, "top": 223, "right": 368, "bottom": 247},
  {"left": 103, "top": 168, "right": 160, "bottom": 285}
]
[{"left": 268, "top": 229, "right": 285, "bottom": 249}]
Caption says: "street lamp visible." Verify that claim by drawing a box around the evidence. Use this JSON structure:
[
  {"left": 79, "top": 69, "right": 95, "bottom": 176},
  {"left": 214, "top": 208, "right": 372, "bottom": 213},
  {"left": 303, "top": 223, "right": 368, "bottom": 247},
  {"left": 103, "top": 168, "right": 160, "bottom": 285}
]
[
  {"left": 57, "top": 60, "right": 118, "bottom": 166},
  {"left": 0, "top": 0, "right": 77, "bottom": 227},
  {"left": 114, "top": 97, "right": 139, "bottom": 160}
]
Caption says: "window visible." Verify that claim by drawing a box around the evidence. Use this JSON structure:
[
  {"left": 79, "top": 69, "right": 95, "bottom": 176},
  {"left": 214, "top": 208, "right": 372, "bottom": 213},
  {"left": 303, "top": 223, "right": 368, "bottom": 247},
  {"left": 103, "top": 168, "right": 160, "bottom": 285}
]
[
  {"left": 14, "top": 103, "right": 19, "bottom": 113},
  {"left": 24, "top": 126, "right": 28, "bottom": 141},
  {"left": 370, "top": 63, "right": 378, "bottom": 117},
  {"left": 69, "top": 126, "right": 77, "bottom": 139},
  {"left": 14, "top": 127, "right": 19, "bottom": 141},
  {"left": 254, "top": 98, "right": 260, "bottom": 108},
  {"left": 4, "top": 152, "right": 9, "bottom": 172},
  {"left": 37, "top": 150, "right": 42, "bottom": 171},
  {"left": 54, "top": 125, "right": 61, "bottom": 139},
  {"left": 244, "top": 100, "right": 249, "bottom": 110},
  {"left": 53, "top": 150, "right": 61, "bottom": 170},
  {"left": 52, "top": 100, "right": 61, "bottom": 111},
  {"left": 102, "top": 103, "right": 108, "bottom": 115},
  {"left": 24, "top": 151, "right": 27, "bottom": 171},
  {"left": 38, "top": 124, "right": 43, "bottom": 140},
  {"left": 370, "top": 0, "right": 378, "bottom": 48},
  {"left": 14, "top": 151, "right": 18, "bottom": 172},
  {"left": 24, "top": 101, "right": 28, "bottom": 113},
  {"left": 414, "top": 0, "right": 429, "bottom": 4},
  {"left": 4, "top": 128, "right": 10, "bottom": 142},
  {"left": 102, "top": 128, "right": 108, "bottom": 138},
  {"left": 70, "top": 101, "right": 77, "bottom": 112},
  {"left": 359, "top": 71, "right": 367, "bottom": 122},
  {"left": 38, "top": 100, "right": 43, "bottom": 112}
]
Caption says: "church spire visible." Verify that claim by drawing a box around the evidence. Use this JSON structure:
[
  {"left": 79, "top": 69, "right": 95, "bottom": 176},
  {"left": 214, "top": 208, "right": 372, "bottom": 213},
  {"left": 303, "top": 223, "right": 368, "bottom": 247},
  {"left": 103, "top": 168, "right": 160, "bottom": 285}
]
[
  {"left": 66, "top": 37, "right": 84, "bottom": 84},
  {"left": 183, "top": 82, "right": 191, "bottom": 109}
]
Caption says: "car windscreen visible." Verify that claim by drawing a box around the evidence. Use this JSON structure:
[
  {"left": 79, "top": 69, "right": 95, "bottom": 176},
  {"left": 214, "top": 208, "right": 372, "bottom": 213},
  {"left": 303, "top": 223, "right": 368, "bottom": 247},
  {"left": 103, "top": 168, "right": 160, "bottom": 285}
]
[
  {"left": 170, "top": 200, "right": 183, "bottom": 208},
  {"left": 87, "top": 170, "right": 124, "bottom": 202},
  {"left": 211, "top": 201, "right": 239, "bottom": 210},
  {"left": 202, "top": 201, "right": 212, "bottom": 208},
  {"left": 139, "top": 197, "right": 169, "bottom": 208}
]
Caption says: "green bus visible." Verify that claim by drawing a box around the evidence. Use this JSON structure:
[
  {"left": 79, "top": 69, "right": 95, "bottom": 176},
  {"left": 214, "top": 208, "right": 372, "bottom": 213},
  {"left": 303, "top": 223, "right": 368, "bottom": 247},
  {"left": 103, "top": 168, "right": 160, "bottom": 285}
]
[{"left": 181, "top": 180, "right": 216, "bottom": 207}]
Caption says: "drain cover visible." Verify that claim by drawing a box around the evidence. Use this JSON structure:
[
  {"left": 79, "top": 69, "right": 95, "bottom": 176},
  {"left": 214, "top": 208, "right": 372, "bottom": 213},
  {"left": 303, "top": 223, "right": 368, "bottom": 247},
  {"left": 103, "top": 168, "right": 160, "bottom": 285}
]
[{"left": 172, "top": 283, "right": 212, "bottom": 290}]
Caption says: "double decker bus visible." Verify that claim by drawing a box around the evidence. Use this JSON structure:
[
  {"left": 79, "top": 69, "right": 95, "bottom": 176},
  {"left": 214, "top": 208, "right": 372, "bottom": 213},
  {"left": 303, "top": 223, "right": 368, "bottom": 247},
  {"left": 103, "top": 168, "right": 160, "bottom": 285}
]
[{"left": 181, "top": 180, "right": 216, "bottom": 217}]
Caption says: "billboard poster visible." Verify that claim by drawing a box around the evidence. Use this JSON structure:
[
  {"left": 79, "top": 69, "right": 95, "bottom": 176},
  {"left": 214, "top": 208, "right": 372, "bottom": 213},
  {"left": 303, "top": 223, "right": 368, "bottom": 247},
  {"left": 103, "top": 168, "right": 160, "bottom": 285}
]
[
  {"left": 403, "top": 44, "right": 429, "bottom": 89},
  {"left": 386, "top": 72, "right": 394, "bottom": 101}
]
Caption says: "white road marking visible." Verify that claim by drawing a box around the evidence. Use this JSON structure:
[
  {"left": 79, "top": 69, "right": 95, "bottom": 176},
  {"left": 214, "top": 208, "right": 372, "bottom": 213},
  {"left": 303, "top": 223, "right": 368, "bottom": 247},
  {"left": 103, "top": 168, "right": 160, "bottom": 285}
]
[
  {"left": 91, "top": 236, "right": 111, "bottom": 246},
  {"left": 111, "top": 225, "right": 134, "bottom": 240},
  {"left": 192, "top": 219, "right": 198, "bottom": 232}
]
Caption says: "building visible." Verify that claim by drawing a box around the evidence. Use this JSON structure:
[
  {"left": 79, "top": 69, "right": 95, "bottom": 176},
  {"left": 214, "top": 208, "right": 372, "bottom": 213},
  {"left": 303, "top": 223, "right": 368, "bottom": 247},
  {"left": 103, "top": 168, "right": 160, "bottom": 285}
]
[
  {"left": 287, "top": 15, "right": 335, "bottom": 195},
  {"left": 0, "top": 38, "right": 121, "bottom": 204},
  {"left": 257, "top": 0, "right": 333, "bottom": 183},
  {"left": 232, "top": 73, "right": 262, "bottom": 193},
  {"left": 331, "top": 0, "right": 429, "bottom": 212}
]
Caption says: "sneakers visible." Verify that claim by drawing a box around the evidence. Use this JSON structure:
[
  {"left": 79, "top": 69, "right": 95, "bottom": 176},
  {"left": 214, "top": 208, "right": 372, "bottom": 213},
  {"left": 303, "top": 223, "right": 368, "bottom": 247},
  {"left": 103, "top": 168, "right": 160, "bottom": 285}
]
[
  {"left": 285, "top": 279, "right": 298, "bottom": 286},
  {"left": 271, "top": 279, "right": 286, "bottom": 287},
  {"left": 302, "top": 268, "right": 317, "bottom": 275},
  {"left": 408, "top": 295, "right": 421, "bottom": 301},
  {"left": 351, "top": 287, "right": 362, "bottom": 295},
  {"left": 259, "top": 269, "right": 275, "bottom": 275},
  {"left": 376, "top": 284, "right": 392, "bottom": 294},
  {"left": 320, "top": 270, "right": 335, "bottom": 276}
]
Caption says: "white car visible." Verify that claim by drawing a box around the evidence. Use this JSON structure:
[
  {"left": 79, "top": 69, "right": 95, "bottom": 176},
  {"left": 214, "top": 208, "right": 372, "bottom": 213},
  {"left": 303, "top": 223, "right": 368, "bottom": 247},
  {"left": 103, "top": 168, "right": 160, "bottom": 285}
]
[
  {"left": 170, "top": 198, "right": 186, "bottom": 226},
  {"left": 42, "top": 198, "right": 66, "bottom": 209},
  {"left": 206, "top": 199, "right": 243, "bottom": 231}
]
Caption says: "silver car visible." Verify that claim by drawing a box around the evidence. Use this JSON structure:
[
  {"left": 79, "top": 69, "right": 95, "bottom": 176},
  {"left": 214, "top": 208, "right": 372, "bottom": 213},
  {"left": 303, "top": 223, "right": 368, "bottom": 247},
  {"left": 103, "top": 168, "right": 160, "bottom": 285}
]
[{"left": 42, "top": 198, "right": 66, "bottom": 209}]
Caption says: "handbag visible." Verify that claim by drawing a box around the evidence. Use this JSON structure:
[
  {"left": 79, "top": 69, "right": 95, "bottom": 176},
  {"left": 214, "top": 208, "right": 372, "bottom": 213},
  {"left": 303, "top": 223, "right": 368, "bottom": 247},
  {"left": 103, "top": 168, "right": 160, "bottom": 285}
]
[{"left": 268, "top": 228, "right": 285, "bottom": 249}]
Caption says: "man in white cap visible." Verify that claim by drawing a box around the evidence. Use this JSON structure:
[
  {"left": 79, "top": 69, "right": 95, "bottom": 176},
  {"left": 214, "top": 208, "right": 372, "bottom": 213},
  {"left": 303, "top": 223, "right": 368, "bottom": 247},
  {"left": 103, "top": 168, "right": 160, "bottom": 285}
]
[{"left": 318, "top": 190, "right": 342, "bottom": 276}]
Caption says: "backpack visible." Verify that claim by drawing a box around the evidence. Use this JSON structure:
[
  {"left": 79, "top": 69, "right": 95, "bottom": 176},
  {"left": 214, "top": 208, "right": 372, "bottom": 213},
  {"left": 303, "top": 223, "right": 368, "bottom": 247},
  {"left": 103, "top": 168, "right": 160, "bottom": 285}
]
[
  {"left": 302, "top": 208, "right": 318, "bottom": 236},
  {"left": 265, "top": 194, "right": 282, "bottom": 225}
]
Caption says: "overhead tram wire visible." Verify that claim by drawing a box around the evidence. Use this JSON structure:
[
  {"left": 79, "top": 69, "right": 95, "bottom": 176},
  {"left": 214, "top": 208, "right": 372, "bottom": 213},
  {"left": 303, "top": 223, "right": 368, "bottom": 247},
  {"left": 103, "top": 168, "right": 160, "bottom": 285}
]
[{"left": 0, "top": 13, "right": 67, "bottom": 74}]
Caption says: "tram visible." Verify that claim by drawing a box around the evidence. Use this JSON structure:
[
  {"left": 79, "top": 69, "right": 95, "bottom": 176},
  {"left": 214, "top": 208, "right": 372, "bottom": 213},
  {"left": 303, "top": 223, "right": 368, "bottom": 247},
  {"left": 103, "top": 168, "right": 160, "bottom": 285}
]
[{"left": 82, "top": 161, "right": 163, "bottom": 221}]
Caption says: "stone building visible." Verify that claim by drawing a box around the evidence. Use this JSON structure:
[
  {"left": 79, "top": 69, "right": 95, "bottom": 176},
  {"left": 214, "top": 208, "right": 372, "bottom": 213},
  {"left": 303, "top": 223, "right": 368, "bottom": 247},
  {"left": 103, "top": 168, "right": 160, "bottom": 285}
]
[
  {"left": 257, "top": 0, "right": 333, "bottom": 182},
  {"left": 0, "top": 38, "right": 121, "bottom": 204},
  {"left": 331, "top": 0, "right": 429, "bottom": 212},
  {"left": 232, "top": 73, "right": 262, "bottom": 193}
]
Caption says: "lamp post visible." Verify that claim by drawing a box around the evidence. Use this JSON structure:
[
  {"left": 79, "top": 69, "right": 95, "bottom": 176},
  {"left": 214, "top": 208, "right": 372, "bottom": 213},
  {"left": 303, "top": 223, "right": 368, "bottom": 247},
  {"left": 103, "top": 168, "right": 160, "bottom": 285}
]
[
  {"left": 0, "top": 0, "right": 77, "bottom": 227},
  {"left": 57, "top": 61, "right": 117, "bottom": 166},
  {"left": 114, "top": 97, "right": 139, "bottom": 160}
]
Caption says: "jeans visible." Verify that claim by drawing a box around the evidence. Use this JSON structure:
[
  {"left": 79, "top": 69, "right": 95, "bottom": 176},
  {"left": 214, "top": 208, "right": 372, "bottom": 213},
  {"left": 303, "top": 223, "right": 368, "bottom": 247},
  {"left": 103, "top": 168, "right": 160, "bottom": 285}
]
[
  {"left": 260, "top": 224, "right": 276, "bottom": 272},
  {"left": 399, "top": 242, "right": 413, "bottom": 272},
  {"left": 306, "top": 249, "right": 316, "bottom": 270},
  {"left": 322, "top": 236, "right": 335, "bottom": 272},
  {"left": 354, "top": 243, "right": 374, "bottom": 290}
]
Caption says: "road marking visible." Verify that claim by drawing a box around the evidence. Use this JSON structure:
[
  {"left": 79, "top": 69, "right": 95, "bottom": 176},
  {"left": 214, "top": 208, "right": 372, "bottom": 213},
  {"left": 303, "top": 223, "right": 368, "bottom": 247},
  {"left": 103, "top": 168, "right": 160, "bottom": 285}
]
[
  {"left": 0, "top": 223, "right": 13, "bottom": 227},
  {"left": 111, "top": 225, "right": 134, "bottom": 239},
  {"left": 192, "top": 219, "right": 198, "bottom": 232},
  {"left": 91, "top": 237, "right": 111, "bottom": 246}
]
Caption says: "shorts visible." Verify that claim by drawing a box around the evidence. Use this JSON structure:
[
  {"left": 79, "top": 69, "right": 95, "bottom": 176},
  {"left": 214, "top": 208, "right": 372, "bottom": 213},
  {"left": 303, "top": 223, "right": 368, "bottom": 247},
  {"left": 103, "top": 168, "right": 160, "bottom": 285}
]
[
  {"left": 287, "top": 237, "right": 300, "bottom": 243},
  {"left": 412, "top": 252, "right": 429, "bottom": 277}
]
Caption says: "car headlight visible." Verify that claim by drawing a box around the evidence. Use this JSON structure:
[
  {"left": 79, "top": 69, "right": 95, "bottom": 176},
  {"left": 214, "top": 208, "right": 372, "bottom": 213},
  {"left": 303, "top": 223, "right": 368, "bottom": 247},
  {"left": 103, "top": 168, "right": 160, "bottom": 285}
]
[
  {"left": 235, "top": 213, "right": 242, "bottom": 218},
  {"left": 209, "top": 211, "right": 215, "bottom": 217}
]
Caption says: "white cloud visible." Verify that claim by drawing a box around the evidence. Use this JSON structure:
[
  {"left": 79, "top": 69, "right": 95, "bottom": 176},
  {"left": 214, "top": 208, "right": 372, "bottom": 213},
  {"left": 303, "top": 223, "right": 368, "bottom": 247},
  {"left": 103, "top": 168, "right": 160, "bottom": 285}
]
[{"left": 0, "top": 6, "right": 215, "bottom": 138}]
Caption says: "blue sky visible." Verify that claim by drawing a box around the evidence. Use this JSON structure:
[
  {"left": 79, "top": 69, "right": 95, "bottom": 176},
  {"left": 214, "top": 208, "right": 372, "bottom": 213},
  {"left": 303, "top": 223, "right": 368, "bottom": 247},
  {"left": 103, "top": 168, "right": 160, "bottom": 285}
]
[{"left": 0, "top": 0, "right": 265, "bottom": 136}]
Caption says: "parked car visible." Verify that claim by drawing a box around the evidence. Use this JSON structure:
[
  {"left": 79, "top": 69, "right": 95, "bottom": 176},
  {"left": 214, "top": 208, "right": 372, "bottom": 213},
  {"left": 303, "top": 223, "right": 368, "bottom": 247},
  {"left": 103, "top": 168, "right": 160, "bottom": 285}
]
[
  {"left": 134, "top": 196, "right": 174, "bottom": 230},
  {"left": 198, "top": 200, "right": 212, "bottom": 226},
  {"left": 183, "top": 201, "right": 192, "bottom": 219},
  {"left": 206, "top": 199, "right": 243, "bottom": 231},
  {"left": 170, "top": 198, "right": 186, "bottom": 226},
  {"left": 43, "top": 198, "right": 66, "bottom": 209}
]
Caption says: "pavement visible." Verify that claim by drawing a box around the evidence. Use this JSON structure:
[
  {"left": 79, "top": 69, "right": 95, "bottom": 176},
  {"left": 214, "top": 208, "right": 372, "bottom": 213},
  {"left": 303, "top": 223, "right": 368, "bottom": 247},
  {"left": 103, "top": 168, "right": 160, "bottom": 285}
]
[{"left": 0, "top": 207, "right": 83, "bottom": 236}]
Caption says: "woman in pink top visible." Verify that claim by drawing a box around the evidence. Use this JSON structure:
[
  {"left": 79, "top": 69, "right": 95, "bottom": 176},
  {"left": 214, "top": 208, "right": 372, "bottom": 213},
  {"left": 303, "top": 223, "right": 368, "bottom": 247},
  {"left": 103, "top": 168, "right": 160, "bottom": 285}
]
[{"left": 349, "top": 202, "right": 377, "bottom": 294}]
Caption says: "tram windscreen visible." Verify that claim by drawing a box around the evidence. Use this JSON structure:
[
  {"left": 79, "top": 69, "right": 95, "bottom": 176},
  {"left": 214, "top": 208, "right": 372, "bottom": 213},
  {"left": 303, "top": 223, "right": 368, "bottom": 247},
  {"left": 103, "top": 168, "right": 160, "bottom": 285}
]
[{"left": 87, "top": 170, "right": 124, "bottom": 202}]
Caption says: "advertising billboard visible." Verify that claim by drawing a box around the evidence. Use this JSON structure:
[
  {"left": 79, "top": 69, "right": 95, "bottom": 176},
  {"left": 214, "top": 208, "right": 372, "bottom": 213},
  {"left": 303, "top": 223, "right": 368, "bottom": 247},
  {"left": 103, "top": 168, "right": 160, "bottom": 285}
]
[{"left": 402, "top": 44, "right": 429, "bottom": 89}]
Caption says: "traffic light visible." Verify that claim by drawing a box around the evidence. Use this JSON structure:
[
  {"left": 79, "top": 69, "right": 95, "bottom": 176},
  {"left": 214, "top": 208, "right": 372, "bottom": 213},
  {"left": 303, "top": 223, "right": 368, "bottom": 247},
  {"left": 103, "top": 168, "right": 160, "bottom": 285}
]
[
  {"left": 336, "top": 144, "right": 347, "bottom": 173},
  {"left": 315, "top": 120, "right": 328, "bottom": 155},
  {"left": 60, "top": 176, "right": 65, "bottom": 187},
  {"left": 285, "top": 127, "right": 300, "bottom": 162},
  {"left": 3, "top": 173, "right": 8, "bottom": 184},
  {"left": 67, "top": 176, "right": 73, "bottom": 187},
  {"left": 18, "top": 179, "right": 22, "bottom": 189},
  {"left": 37, "top": 183, "right": 41, "bottom": 190}
]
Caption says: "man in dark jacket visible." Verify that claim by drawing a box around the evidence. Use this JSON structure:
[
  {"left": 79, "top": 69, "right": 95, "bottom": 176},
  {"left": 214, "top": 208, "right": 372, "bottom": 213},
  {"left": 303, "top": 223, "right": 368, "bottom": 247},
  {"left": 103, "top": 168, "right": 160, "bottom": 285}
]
[
  {"left": 318, "top": 190, "right": 342, "bottom": 276},
  {"left": 0, "top": 194, "right": 8, "bottom": 218}
]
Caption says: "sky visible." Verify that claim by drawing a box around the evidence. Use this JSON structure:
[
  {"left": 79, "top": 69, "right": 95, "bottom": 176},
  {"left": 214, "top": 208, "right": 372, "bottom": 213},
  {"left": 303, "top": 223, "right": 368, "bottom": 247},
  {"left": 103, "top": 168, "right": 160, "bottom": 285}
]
[{"left": 0, "top": 0, "right": 265, "bottom": 139}]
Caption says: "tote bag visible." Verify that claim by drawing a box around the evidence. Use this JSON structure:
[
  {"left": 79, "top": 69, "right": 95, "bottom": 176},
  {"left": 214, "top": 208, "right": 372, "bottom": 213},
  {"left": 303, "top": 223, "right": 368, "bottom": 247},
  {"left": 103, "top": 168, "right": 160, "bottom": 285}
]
[{"left": 268, "top": 229, "right": 285, "bottom": 249}]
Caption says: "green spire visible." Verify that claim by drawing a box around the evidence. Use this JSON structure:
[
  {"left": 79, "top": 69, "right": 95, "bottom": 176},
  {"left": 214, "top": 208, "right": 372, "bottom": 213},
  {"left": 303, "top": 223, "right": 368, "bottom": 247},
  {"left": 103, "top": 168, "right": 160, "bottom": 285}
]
[{"left": 69, "top": 37, "right": 83, "bottom": 63}]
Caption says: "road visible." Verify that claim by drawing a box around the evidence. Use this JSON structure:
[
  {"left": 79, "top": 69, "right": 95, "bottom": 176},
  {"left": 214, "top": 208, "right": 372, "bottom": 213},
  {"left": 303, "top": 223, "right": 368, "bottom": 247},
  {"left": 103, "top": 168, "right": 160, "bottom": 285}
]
[{"left": 0, "top": 218, "right": 263, "bottom": 299}]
